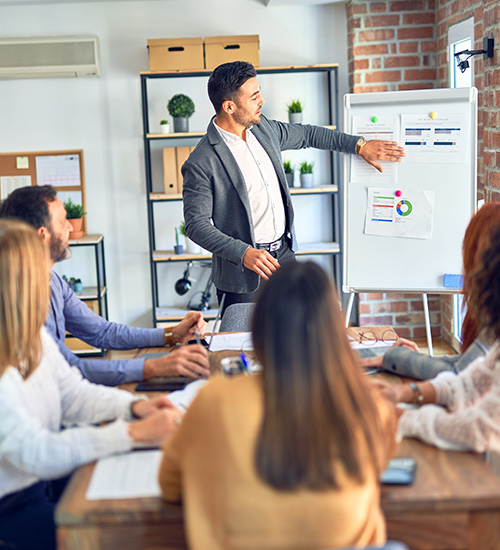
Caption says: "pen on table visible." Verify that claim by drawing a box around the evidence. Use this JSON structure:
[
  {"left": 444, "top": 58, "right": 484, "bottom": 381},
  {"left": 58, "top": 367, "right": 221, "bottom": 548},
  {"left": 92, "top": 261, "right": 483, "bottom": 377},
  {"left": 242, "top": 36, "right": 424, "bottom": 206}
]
[
  {"left": 240, "top": 352, "right": 250, "bottom": 374},
  {"left": 194, "top": 329, "right": 202, "bottom": 346}
]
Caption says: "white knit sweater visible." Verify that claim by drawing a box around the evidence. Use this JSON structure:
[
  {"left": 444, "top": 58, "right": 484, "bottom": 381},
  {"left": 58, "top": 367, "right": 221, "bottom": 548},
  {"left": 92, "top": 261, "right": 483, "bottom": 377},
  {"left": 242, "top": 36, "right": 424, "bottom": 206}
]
[
  {"left": 398, "top": 345, "right": 500, "bottom": 452},
  {"left": 0, "top": 327, "right": 135, "bottom": 499}
]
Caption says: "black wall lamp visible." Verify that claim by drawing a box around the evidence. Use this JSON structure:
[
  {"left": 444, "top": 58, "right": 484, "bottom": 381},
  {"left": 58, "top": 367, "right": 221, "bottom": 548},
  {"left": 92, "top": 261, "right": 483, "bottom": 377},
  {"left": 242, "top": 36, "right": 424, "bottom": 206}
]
[{"left": 455, "top": 37, "right": 494, "bottom": 73}]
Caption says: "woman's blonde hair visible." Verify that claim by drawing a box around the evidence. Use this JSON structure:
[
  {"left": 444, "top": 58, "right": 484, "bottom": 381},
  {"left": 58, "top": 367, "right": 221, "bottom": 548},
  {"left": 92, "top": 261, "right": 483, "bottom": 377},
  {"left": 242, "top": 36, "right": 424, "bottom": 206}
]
[{"left": 0, "top": 220, "right": 50, "bottom": 378}]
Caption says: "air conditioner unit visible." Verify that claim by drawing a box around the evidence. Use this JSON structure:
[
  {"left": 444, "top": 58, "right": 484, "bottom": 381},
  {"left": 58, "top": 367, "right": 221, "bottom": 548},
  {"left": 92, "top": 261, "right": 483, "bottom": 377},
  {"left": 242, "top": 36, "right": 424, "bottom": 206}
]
[{"left": 0, "top": 36, "right": 100, "bottom": 79}]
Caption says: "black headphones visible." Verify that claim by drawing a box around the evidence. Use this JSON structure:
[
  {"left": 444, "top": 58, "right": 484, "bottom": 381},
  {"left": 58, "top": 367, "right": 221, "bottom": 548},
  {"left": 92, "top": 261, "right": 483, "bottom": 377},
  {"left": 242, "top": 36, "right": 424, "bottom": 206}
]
[{"left": 175, "top": 261, "right": 193, "bottom": 295}]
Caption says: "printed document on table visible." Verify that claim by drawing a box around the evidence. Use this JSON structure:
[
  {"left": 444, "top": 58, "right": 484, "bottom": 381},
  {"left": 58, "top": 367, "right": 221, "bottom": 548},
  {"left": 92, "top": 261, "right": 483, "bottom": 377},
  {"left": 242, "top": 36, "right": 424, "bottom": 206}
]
[
  {"left": 364, "top": 188, "right": 435, "bottom": 239},
  {"left": 401, "top": 113, "right": 468, "bottom": 164},
  {"left": 86, "top": 450, "right": 162, "bottom": 500},
  {"left": 209, "top": 332, "right": 253, "bottom": 351},
  {"left": 350, "top": 115, "right": 400, "bottom": 185}
]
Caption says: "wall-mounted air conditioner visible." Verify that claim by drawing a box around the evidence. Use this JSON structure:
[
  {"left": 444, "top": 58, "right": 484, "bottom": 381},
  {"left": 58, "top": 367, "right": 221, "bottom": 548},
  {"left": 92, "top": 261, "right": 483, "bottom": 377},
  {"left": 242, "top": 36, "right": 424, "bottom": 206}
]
[{"left": 0, "top": 36, "right": 100, "bottom": 79}]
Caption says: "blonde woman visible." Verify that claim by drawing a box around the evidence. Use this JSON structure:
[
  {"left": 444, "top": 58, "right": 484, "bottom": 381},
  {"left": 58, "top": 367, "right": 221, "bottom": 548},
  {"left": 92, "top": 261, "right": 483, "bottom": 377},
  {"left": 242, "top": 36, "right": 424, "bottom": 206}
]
[
  {"left": 159, "top": 261, "right": 396, "bottom": 550},
  {"left": 0, "top": 220, "right": 180, "bottom": 550}
]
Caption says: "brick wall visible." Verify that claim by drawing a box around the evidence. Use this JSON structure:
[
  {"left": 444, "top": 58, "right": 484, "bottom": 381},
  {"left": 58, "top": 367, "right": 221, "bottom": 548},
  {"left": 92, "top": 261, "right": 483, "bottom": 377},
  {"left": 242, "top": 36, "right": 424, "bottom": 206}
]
[{"left": 345, "top": 0, "right": 500, "bottom": 341}]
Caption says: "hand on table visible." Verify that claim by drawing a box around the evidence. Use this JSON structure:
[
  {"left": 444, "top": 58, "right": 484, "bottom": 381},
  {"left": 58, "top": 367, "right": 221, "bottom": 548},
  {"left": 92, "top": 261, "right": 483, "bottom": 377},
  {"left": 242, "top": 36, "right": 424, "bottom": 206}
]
[
  {"left": 243, "top": 247, "right": 280, "bottom": 280},
  {"left": 358, "top": 140, "right": 406, "bottom": 173},
  {"left": 371, "top": 379, "right": 408, "bottom": 404},
  {"left": 359, "top": 337, "right": 421, "bottom": 369},
  {"left": 143, "top": 344, "right": 210, "bottom": 380},
  {"left": 172, "top": 311, "right": 208, "bottom": 343},
  {"left": 131, "top": 395, "right": 175, "bottom": 418},
  {"left": 128, "top": 407, "right": 182, "bottom": 443}
]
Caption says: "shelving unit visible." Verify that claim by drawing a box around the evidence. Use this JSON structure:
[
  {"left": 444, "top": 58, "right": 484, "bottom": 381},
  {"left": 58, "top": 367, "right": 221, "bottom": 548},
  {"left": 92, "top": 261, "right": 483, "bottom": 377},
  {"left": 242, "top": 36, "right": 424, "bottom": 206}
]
[
  {"left": 140, "top": 64, "right": 341, "bottom": 326},
  {"left": 64, "top": 234, "right": 109, "bottom": 356}
]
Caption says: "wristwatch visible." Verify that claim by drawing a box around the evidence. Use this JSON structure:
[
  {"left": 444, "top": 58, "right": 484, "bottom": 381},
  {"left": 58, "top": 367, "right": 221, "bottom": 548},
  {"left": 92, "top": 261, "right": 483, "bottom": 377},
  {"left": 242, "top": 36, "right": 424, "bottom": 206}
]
[
  {"left": 163, "top": 327, "right": 177, "bottom": 347},
  {"left": 409, "top": 382, "right": 424, "bottom": 406},
  {"left": 356, "top": 136, "right": 367, "bottom": 155}
]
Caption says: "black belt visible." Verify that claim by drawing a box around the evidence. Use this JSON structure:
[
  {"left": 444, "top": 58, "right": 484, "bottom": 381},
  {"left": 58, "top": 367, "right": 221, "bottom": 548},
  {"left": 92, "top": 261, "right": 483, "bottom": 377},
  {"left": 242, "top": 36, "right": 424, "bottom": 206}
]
[{"left": 256, "top": 236, "right": 284, "bottom": 252}]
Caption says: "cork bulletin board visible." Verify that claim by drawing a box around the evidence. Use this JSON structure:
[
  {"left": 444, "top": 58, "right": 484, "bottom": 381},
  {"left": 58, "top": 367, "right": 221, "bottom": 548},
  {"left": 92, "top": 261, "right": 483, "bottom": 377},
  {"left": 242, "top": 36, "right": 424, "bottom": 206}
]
[{"left": 0, "top": 149, "right": 87, "bottom": 233}]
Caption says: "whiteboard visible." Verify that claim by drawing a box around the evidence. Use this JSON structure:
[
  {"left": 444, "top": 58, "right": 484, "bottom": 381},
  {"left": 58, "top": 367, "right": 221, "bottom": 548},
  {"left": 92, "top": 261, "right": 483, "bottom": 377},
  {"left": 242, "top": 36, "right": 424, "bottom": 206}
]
[{"left": 342, "top": 87, "right": 477, "bottom": 294}]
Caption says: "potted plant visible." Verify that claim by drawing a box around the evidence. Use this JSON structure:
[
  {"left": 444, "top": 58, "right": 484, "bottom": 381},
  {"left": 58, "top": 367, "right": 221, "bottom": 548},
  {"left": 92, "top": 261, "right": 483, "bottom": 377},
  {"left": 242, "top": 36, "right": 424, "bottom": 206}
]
[
  {"left": 174, "top": 227, "right": 183, "bottom": 254},
  {"left": 160, "top": 119, "right": 170, "bottom": 134},
  {"left": 179, "top": 220, "right": 201, "bottom": 254},
  {"left": 299, "top": 160, "right": 315, "bottom": 188},
  {"left": 167, "top": 93, "right": 195, "bottom": 133},
  {"left": 283, "top": 159, "right": 295, "bottom": 187},
  {"left": 62, "top": 275, "right": 83, "bottom": 293},
  {"left": 287, "top": 99, "right": 303, "bottom": 123},
  {"left": 63, "top": 198, "right": 85, "bottom": 239}
]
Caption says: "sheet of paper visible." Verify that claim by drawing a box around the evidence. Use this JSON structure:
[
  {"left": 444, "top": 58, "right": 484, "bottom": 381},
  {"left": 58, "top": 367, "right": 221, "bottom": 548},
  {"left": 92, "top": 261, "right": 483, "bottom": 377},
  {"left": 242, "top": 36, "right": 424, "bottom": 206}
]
[
  {"left": 350, "top": 115, "right": 400, "bottom": 185},
  {"left": 364, "top": 187, "right": 435, "bottom": 240},
  {"left": 209, "top": 332, "right": 253, "bottom": 351},
  {"left": 86, "top": 450, "right": 162, "bottom": 500},
  {"left": 35, "top": 154, "right": 81, "bottom": 187},
  {"left": 167, "top": 379, "right": 207, "bottom": 411},
  {"left": 0, "top": 175, "right": 31, "bottom": 199},
  {"left": 401, "top": 113, "right": 469, "bottom": 164}
]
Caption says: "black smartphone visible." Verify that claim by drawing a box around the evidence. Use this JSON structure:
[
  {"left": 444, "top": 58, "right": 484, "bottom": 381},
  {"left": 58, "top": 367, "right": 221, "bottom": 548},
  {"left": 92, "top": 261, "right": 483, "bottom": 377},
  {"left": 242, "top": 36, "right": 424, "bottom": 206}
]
[
  {"left": 381, "top": 457, "right": 417, "bottom": 485},
  {"left": 135, "top": 377, "right": 194, "bottom": 392},
  {"left": 185, "top": 338, "right": 209, "bottom": 348}
]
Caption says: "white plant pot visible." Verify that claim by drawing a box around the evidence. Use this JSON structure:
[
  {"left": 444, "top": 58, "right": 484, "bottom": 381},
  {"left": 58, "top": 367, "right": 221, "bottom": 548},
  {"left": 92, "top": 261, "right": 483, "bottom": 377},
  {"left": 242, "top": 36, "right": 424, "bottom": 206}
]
[
  {"left": 185, "top": 238, "right": 201, "bottom": 254},
  {"left": 160, "top": 124, "right": 170, "bottom": 134},
  {"left": 289, "top": 112, "right": 303, "bottom": 123},
  {"left": 300, "top": 173, "right": 314, "bottom": 188}
]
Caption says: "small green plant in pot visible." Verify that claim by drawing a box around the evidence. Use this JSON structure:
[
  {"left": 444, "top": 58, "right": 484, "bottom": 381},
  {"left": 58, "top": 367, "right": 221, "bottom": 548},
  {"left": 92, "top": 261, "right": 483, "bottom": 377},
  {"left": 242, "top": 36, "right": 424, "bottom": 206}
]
[
  {"left": 283, "top": 159, "right": 295, "bottom": 187},
  {"left": 160, "top": 119, "right": 170, "bottom": 134},
  {"left": 179, "top": 220, "right": 201, "bottom": 254},
  {"left": 287, "top": 99, "right": 303, "bottom": 123},
  {"left": 63, "top": 198, "right": 85, "bottom": 239},
  {"left": 167, "top": 94, "right": 195, "bottom": 133},
  {"left": 299, "top": 160, "right": 315, "bottom": 188}
]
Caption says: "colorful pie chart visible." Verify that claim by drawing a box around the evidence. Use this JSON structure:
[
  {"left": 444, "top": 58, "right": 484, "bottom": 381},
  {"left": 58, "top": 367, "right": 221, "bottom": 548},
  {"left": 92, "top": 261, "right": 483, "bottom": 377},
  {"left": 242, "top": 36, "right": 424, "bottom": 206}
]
[{"left": 396, "top": 199, "right": 413, "bottom": 217}]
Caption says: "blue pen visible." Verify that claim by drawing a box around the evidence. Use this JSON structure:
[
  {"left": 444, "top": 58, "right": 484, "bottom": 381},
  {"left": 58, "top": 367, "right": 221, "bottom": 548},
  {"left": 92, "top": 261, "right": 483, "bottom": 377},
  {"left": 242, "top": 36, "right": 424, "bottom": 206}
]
[{"left": 240, "top": 352, "right": 250, "bottom": 374}]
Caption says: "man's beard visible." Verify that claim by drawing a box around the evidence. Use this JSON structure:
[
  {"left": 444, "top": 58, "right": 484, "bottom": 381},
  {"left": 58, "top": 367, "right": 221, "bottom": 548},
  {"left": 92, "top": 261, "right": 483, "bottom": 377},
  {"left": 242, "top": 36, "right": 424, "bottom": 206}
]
[{"left": 49, "top": 232, "right": 71, "bottom": 263}]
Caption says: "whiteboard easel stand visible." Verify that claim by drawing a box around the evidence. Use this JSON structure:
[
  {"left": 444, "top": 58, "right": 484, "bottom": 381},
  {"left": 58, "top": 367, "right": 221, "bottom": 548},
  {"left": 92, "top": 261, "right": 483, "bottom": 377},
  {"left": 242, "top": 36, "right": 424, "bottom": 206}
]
[{"left": 344, "top": 291, "right": 434, "bottom": 357}]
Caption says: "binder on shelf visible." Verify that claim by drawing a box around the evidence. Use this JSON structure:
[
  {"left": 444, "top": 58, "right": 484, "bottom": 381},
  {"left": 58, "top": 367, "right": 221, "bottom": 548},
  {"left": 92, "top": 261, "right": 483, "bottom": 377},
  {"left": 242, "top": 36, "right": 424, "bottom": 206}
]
[
  {"left": 162, "top": 148, "right": 178, "bottom": 194},
  {"left": 175, "top": 146, "right": 193, "bottom": 193}
]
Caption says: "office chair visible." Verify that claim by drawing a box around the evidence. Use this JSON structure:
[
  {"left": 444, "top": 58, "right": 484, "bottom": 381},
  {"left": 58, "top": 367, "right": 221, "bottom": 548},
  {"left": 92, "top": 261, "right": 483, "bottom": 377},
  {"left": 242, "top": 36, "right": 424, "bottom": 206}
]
[{"left": 219, "top": 303, "right": 255, "bottom": 332}]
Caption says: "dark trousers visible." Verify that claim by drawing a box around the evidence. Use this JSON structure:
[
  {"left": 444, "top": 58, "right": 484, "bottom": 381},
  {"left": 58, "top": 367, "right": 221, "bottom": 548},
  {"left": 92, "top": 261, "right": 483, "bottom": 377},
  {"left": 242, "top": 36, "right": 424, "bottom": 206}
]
[
  {"left": 0, "top": 476, "right": 70, "bottom": 550},
  {"left": 216, "top": 241, "right": 296, "bottom": 317}
]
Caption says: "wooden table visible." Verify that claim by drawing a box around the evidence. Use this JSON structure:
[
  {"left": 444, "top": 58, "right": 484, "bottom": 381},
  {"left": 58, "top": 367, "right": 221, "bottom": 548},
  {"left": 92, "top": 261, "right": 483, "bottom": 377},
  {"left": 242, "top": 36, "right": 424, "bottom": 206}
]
[{"left": 56, "top": 331, "right": 500, "bottom": 550}]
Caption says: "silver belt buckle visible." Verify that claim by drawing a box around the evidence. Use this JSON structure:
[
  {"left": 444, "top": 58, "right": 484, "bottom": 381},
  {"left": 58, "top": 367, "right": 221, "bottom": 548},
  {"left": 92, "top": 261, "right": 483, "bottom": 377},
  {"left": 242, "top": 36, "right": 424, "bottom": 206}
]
[{"left": 269, "top": 239, "right": 281, "bottom": 252}]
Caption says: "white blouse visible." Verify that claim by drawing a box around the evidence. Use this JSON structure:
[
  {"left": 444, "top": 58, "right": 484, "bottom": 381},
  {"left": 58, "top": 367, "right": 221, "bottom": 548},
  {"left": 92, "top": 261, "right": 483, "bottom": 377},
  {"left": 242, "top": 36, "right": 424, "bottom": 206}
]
[
  {"left": 398, "top": 345, "right": 500, "bottom": 452},
  {"left": 0, "top": 327, "right": 135, "bottom": 499}
]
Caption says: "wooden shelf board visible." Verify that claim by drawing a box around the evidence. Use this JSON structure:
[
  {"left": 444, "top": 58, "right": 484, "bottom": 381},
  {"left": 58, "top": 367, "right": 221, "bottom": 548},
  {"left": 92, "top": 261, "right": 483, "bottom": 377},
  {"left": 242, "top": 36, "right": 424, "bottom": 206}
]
[
  {"left": 296, "top": 242, "right": 340, "bottom": 255},
  {"left": 69, "top": 234, "right": 103, "bottom": 245},
  {"left": 153, "top": 251, "right": 211, "bottom": 261},
  {"left": 147, "top": 131, "right": 206, "bottom": 139},
  {"left": 140, "top": 63, "right": 339, "bottom": 77},
  {"left": 156, "top": 306, "right": 219, "bottom": 322},
  {"left": 75, "top": 286, "right": 107, "bottom": 300}
]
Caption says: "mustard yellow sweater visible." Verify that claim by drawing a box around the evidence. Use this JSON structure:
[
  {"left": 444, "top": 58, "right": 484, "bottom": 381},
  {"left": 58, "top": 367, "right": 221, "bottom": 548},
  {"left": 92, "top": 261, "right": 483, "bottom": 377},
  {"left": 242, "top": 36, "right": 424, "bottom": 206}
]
[{"left": 159, "top": 374, "right": 390, "bottom": 550}]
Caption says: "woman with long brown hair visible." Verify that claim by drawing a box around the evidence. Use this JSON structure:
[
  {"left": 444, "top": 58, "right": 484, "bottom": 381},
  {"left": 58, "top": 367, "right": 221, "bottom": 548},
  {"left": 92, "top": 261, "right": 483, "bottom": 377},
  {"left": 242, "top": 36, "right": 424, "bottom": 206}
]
[
  {"left": 159, "top": 261, "right": 396, "bottom": 550},
  {"left": 381, "top": 222, "right": 500, "bottom": 452},
  {"left": 362, "top": 202, "right": 500, "bottom": 380},
  {"left": 0, "top": 220, "right": 180, "bottom": 550}
]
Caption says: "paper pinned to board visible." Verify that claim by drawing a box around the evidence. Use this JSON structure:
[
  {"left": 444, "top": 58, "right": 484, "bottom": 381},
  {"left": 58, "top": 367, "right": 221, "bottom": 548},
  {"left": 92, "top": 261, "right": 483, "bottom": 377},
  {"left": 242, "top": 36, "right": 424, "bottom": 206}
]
[{"left": 86, "top": 450, "right": 162, "bottom": 500}]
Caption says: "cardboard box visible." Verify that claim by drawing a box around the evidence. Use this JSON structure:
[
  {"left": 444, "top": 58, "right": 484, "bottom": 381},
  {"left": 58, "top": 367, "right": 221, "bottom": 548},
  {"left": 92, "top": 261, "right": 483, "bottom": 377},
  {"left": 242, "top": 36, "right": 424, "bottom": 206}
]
[
  {"left": 204, "top": 35, "right": 259, "bottom": 70},
  {"left": 175, "top": 147, "right": 194, "bottom": 193},
  {"left": 147, "top": 37, "right": 204, "bottom": 71}
]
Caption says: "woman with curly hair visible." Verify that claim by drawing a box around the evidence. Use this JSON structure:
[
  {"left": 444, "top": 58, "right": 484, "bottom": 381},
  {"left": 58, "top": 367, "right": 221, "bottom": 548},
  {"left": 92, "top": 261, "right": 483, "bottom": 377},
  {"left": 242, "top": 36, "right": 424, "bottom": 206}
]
[
  {"left": 380, "top": 221, "right": 500, "bottom": 452},
  {"left": 363, "top": 202, "right": 500, "bottom": 380}
]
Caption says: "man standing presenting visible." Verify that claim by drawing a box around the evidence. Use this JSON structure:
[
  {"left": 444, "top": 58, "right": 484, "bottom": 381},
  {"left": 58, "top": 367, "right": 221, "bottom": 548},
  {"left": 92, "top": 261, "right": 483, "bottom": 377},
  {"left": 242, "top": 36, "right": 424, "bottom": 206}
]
[
  {"left": 182, "top": 61, "right": 405, "bottom": 314},
  {"left": 0, "top": 185, "right": 209, "bottom": 386}
]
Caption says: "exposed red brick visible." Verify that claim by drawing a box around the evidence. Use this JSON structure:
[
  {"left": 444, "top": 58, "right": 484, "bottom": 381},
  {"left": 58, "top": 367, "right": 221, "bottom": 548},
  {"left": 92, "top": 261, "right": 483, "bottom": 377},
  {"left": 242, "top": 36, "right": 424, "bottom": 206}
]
[
  {"left": 347, "top": 3, "right": 368, "bottom": 16},
  {"left": 403, "top": 12, "right": 436, "bottom": 25},
  {"left": 404, "top": 68, "right": 437, "bottom": 80},
  {"left": 399, "top": 41, "right": 419, "bottom": 53},
  {"left": 489, "top": 171, "right": 500, "bottom": 188},
  {"left": 421, "top": 40, "right": 437, "bottom": 52},
  {"left": 359, "top": 303, "right": 371, "bottom": 314},
  {"left": 372, "top": 58, "right": 382, "bottom": 69},
  {"left": 399, "top": 82, "right": 435, "bottom": 90},
  {"left": 359, "top": 315, "right": 394, "bottom": 326},
  {"left": 364, "top": 14, "right": 400, "bottom": 27},
  {"left": 390, "top": 1, "right": 425, "bottom": 11},
  {"left": 353, "top": 44, "right": 389, "bottom": 56},
  {"left": 353, "top": 85, "right": 389, "bottom": 93},
  {"left": 353, "top": 58, "right": 369, "bottom": 70},
  {"left": 384, "top": 55, "right": 420, "bottom": 67},
  {"left": 370, "top": 2, "right": 388, "bottom": 12},
  {"left": 358, "top": 29, "right": 395, "bottom": 42},
  {"left": 395, "top": 327, "right": 411, "bottom": 338},
  {"left": 398, "top": 26, "right": 434, "bottom": 40},
  {"left": 365, "top": 70, "right": 402, "bottom": 82}
]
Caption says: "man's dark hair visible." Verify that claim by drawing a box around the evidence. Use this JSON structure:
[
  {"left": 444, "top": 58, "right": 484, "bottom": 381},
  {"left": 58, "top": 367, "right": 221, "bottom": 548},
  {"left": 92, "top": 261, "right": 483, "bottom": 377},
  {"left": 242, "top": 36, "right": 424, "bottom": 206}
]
[
  {"left": 0, "top": 185, "right": 57, "bottom": 230},
  {"left": 207, "top": 61, "right": 257, "bottom": 114}
]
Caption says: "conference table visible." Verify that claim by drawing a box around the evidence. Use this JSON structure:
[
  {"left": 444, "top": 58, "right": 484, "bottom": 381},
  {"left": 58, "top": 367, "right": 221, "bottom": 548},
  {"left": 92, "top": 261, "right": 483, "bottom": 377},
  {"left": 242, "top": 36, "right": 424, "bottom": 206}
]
[{"left": 55, "top": 328, "right": 500, "bottom": 550}]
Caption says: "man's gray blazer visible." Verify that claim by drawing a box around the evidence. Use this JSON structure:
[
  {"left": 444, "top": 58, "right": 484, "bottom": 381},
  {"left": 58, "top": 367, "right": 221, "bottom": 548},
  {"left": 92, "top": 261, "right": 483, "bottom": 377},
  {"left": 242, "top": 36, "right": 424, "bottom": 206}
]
[{"left": 182, "top": 114, "right": 358, "bottom": 294}]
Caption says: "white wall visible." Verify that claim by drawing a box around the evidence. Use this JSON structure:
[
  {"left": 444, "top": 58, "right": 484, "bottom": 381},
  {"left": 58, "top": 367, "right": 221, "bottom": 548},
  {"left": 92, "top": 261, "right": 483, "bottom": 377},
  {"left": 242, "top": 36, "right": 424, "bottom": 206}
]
[{"left": 0, "top": 0, "right": 348, "bottom": 327}]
